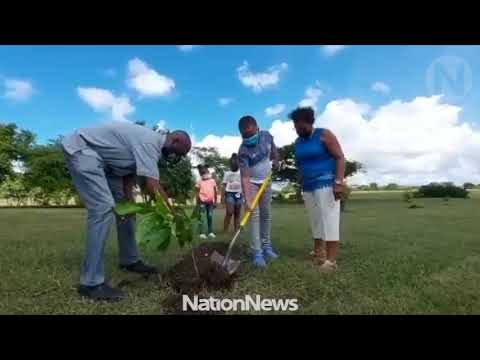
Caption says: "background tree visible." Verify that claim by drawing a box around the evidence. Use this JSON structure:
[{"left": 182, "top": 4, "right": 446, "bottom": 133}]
[
  {"left": 22, "top": 137, "right": 75, "bottom": 206},
  {"left": 463, "top": 182, "right": 475, "bottom": 190},
  {"left": 415, "top": 183, "right": 469, "bottom": 199},
  {"left": 191, "top": 147, "right": 230, "bottom": 184},
  {"left": 0, "top": 123, "right": 36, "bottom": 185},
  {"left": 385, "top": 183, "right": 399, "bottom": 190},
  {"left": 275, "top": 143, "right": 364, "bottom": 203},
  {"left": 369, "top": 182, "right": 379, "bottom": 191},
  {"left": 0, "top": 175, "right": 31, "bottom": 206},
  {"left": 345, "top": 160, "right": 363, "bottom": 178},
  {"left": 158, "top": 157, "right": 196, "bottom": 204}
]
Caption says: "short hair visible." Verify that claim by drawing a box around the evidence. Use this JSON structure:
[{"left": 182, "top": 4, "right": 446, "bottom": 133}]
[
  {"left": 171, "top": 130, "right": 192, "bottom": 146},
  {"left": 288, "top": 107, "right": 315, "bottom": 125},
  {"left": 197, "top": 164, "right": 208, "bottom": 175},
  {"left": 238, "top": 116, "right": 257, "bottom": 132}
]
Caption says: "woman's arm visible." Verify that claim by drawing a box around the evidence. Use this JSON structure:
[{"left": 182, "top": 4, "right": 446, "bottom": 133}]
[
  {"left": 270, "top": 137, "right": 280, "bottom": 171},
  {"left": 322, "top": 129, "right": 346, "bottom": 199}
]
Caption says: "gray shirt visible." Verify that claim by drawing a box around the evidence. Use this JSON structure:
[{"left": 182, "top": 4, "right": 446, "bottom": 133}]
[{"left": 62, "top": 122, "right": 166, "bottom": 180}]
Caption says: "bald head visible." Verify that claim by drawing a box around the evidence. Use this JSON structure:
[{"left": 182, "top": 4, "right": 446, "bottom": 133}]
[{"left": 163, "top": 130, "right": 192, "bottom": 159}]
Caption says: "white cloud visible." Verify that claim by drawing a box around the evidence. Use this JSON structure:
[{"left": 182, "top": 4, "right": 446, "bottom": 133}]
[
  {"left": 237, "top": 61, "right": 288, "bottom": 93},
  {"left": 127, "top": 58, "right": 175, "bottom": 97},
  {"left": 265, "top": 104, "right": 286, "bottom": 117},
  {"left": 298, "top": 81, "right": 323, "bottom": 111},
  {"left": 154, "top": 120, "right": 167, "bottom": 130},
  {"left": 371, "top": 81, "right": 391, "bottom": 94},
  {"left": 316, "top": 95, "right": 480, "bottom": 186},
  {"left": 194, "top": 134, "right": 242, "bottom": 158},
  {"left": 269, "top": 119, "right": 297, "bottom": 147},
  {"left": 77, "top": 87, "right": 135, "bottom": 122},
  {"left": 3, "top": 79, "right": 34, "bottom": 101},
  {"left": 192, "top": 119, "right": 296, "bottom": 160},
  {"left": 322, "top": 45, "right": 347, "bottom": 57},
  {"left": 12, "top": 160, "right": 25, "bottom": 174},
  {"left": 177, "top": 45, "right": 199, "bottom": 52},
  {"left": 192, "top": 95, "right": 480, "bottom": 186},
  {"left": 218, "top": 97, "right": 234, "bottom": 107}
]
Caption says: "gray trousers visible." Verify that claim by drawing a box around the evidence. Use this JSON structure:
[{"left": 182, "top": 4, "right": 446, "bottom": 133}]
[
  {"left": 249, "top": 182, "right": 272, "bottom": 252},
  {"left": 64, "top": 148, "right": 139, "bottom": 287}
]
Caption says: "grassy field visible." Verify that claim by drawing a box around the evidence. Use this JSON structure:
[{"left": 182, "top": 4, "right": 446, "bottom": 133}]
[{"left": 1, "top": 191, "right": 480, "bottom": 315}]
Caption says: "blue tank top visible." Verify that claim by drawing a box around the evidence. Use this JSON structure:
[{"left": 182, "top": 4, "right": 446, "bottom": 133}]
[{"left": 295, "top": 128, "right": 336, "bottom": 191}]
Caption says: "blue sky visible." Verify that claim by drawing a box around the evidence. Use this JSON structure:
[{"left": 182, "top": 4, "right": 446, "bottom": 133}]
[{"left": 1, "top": 45, "right": 480, "bottom": 184}]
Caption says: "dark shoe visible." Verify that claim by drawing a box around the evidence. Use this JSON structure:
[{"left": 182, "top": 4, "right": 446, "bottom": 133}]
[
  {"left": 120, "top": 260, "right": 158, "bottom": 275},
  {"left": 78, "top": 283, "right": 127, "bottom": 302}
]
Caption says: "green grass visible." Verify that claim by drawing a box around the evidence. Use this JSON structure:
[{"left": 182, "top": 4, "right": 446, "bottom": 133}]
[{"left": 1, "top": 191, "right": 480, "bottom": 314}]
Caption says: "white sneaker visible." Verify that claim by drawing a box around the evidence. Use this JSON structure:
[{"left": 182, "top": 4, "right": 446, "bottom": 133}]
[
  {"left": 319, "top": 260, "right": 337, "bottom": 273},
  {"left": 199, "top": 234, "right": 207, "bottom": 239},
  {"left": 208, "top": 233, "right": 216, "bottom": 239}
]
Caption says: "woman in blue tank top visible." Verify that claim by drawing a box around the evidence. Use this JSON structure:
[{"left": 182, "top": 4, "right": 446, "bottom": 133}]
[{"left": 290, "top": 107, "right": 346, "bottom": 273}]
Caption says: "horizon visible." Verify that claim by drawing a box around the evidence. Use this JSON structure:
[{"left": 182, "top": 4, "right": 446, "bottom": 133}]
[{"left": 1, "top": 45, "right": 479, "bottom": 186}]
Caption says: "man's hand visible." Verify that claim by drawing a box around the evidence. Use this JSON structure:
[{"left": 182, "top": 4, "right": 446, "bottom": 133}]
[{"left": 143, "top": 177, "right": 175, "bottom": 213}]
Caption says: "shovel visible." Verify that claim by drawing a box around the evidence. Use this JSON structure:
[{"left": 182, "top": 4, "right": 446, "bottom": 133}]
[{"left": 210, "top": 172, "right": 273, "bottom": 275}]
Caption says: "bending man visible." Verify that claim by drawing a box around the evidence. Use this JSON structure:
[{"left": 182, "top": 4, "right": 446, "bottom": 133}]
[{"left": 62, "top": 122, "right": 191, "bottom": 301}]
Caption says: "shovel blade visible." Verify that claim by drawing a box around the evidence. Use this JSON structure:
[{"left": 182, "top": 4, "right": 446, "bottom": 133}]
[{"left": 210, "top": 250, "right": 241, "bottom": 275}]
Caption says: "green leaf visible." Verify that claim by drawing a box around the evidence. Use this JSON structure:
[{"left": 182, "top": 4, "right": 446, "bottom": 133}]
[
  {"left": 115, "top": 201, "right": 146, "bottom": 216},
  {"left": 156, "top": 234, "right": 171, "bottom": 251},
  {"left": 154, "top": 193, "right": 171, "bottom": 216},
  {"left": 137, "top": 214, "right": 172, "bottom": 251}
]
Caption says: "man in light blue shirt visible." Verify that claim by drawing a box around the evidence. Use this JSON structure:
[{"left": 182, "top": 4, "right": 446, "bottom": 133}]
[{"left": 62, "top": 121, "right": 191, "bottom": 301}]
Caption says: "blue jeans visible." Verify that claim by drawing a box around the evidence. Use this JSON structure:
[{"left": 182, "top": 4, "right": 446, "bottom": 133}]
[
  {"left": 248, "top": 182, "right": 272, "bottom": 252},
  {"left": 225, "top": 192, "right": 243, "bottom": 207},
  {"left": 200, "top": 202, "right": 214, "bottom": 235}
]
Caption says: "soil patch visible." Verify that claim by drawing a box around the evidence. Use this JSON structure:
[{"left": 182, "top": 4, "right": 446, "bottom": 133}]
[
  {"left": 161, "top": 240, "right": 250, "bottom": 314},
  {"left": 165, "top": 241, "right": 250, "bottom": 294}
]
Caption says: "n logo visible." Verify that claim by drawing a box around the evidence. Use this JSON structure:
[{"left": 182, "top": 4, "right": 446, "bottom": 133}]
[{"left": 426, "top": 56, "right": 472, "bottom": 103}]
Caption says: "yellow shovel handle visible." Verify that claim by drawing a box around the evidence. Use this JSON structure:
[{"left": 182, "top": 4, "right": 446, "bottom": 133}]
[{"left": 240, "top": 172, "right": 273, "bottom": 227}]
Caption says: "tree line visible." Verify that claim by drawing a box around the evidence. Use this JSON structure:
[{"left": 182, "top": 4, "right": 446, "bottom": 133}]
[{"left": 0, "top": 122, "right": 365, "bottom": 207}]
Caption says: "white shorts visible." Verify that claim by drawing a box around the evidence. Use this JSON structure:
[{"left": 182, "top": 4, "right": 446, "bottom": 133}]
[{"left": 303, "top": 187, "right": 340, "bottom": 241}]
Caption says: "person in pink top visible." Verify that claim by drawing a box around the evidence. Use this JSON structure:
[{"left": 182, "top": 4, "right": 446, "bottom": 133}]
[{"left": 196, "top": 165, "right": 218, "bottom": 239}]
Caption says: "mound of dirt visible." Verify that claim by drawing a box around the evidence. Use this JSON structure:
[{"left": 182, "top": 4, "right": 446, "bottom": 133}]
[{"left": 164, "top": 241, "right": 250, "bottom": 295}]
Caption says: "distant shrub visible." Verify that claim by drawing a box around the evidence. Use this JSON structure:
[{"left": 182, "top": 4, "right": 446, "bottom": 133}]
[
  {"left": 414, "top": 183, "right": 469, "bottom": 199},
  {"left": 463, "top": 183, "right": 475, "bottom": 189}
]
